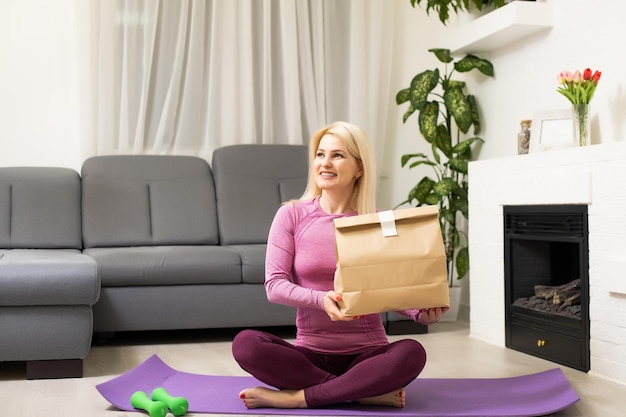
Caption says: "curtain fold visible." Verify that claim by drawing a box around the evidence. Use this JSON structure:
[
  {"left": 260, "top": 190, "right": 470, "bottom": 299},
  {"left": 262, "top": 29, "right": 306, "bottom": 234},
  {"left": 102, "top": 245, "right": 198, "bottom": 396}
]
[{"left": 77, "top": 0, "right": 399, "bottom": 164}]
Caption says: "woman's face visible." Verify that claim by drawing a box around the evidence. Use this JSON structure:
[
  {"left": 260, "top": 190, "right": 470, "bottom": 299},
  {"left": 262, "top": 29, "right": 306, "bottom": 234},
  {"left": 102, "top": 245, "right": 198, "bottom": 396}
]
[{"left": 314, "top": 134, "right": 362, "bottom": 194}]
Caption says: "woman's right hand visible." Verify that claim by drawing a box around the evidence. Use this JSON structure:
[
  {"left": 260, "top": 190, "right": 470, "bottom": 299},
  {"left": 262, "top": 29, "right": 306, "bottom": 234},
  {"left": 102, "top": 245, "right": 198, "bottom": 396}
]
[{"left": 323, "top": 291, "right": 360, "bottom": 321}]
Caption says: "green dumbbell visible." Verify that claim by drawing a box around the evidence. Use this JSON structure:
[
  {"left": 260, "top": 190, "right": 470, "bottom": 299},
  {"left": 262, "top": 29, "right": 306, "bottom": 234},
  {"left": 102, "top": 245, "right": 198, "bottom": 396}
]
[
  {"left": 152, "top": 387, "right": 189, "bottom": 416},
  {"left": 130, "top": 391, "right": 168, "bottom": 417}
]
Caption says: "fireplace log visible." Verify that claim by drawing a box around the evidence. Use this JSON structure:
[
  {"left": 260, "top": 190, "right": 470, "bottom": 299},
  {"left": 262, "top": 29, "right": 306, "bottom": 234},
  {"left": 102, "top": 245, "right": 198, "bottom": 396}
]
[
  {"left": 564, "top": 293, "right": 581, "bottom": 306},
  {"left": 552, "top": 289, "right": 581, "bottom": 305},
  {"left": 534, "top": 279, "right": 580, "bottom": 304}
]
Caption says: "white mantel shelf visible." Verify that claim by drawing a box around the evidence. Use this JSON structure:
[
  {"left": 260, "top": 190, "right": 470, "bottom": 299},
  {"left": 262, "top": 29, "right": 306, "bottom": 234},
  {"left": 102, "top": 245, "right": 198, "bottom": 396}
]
[{"left": 448, "top": 1, "right": 553, "bottom": 55}]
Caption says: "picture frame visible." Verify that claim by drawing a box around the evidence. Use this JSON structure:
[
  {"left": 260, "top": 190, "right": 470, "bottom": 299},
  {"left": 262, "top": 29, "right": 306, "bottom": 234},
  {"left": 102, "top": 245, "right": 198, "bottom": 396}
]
[{"left": 529, "top": 109, "right": 575, "bottom": 153}]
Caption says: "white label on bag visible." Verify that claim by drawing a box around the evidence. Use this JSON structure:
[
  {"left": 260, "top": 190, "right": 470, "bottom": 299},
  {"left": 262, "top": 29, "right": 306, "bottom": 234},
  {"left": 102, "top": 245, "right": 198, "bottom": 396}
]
[{"left": 378, "top": 210, "right": 397, "bottom": 237}]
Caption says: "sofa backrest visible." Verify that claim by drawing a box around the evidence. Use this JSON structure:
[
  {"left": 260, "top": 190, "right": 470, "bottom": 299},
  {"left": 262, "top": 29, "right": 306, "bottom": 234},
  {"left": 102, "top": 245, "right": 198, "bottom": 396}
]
[
  {"left": 0, "top": 167, "right": 82, "bottom": 249},
  {"left": 81, "top": 155, "right": 218, "bottom": 248},
  {"left": 212, "top": 144, "right": 308, "bottom": 245}
]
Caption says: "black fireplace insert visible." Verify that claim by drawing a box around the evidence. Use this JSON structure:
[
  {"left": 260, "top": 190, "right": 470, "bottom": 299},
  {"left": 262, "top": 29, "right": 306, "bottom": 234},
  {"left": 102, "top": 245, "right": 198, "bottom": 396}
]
[{"left": 504, "top": 204, "right": 590, "bottom": 372}]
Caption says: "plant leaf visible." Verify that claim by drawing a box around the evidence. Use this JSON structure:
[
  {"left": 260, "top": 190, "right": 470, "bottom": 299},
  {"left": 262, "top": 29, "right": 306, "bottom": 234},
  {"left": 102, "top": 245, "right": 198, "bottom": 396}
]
[
  {"left": 433, "top": 177, "right": 456, "bottom": 197},
  {"left": 435, "top": 124, "right": 452, "bottom": 158},
  {"left": 419, "top": 101, "right": 439, "bottom": 143},
  {"left": 467, "top": 95, "right": 481, "bottom": 134},
  {"left": 456, "top": 246, "right": 469, "bottom": 279},
  {"left": 409, "top": 160, "right": 438, "bottom": 169},
  {"left": 444, "top": 84, "right": 472, "bottom": 134},
  {"left": 437, "top": 5, "right": 450, "bottom": 25},
  {"left": 413, "top": 177, "right": 436, "bottom": 204},
  {"left": 396, "top": 88, "right": 410, "bottom": 105},
  {"left": 409, "top": 69, "right": 439, "bottom": 111},
  {"left": 440, "top": 207, "right": 455, "bottom": 224},
  {"left": 452, "top": 185, "right": 468, "bottom": 202},
  {"left": 455, "top": 198, "right": 469, "bottom": 218},
  {"left": 401, "top": 151, "right": 438, "bottom": 170},
  {"left": 454, "top": 54, "right": 495, "bottom": 77},
  {"left": 431, "top": 140, "right": 441, "bottom": 164},
  {"left": 400, "top": 153, "right": 429, "bottom": 167},
  {"left": 402, "top": 103, "right": 417, "bottom": 124},
  {"left": 429, "top": 48, "right": 453, "bottom": 64},
  {"left": 423, "top": 193, "right": 441, "bottom": 205},
  {"left": 448, "top": 157, "right": 468, "bottom": 174},
  {"left": 452, "top": 136, "right": 484, "bottom": 155}
]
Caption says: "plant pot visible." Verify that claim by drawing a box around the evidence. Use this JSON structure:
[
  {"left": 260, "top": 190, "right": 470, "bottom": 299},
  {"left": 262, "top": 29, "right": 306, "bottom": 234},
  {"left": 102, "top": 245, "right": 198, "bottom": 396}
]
[{"left": 440, "top": 286, "right": 462, "bottom": 322}]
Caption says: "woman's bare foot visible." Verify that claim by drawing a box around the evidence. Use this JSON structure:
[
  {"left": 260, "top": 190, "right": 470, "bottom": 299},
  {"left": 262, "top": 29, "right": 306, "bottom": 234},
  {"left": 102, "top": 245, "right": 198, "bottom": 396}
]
[
  {"left": 239, "top": 387, "right": 307, "bottom": 409},
  {"left": 356, "top": 387, "right": 406, "bottom": 408}
]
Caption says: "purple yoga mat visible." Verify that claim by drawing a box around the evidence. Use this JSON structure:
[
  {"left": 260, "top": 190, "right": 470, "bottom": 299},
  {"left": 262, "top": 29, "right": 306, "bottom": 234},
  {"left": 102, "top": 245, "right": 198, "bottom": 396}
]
[{"left": 96, "top": 354, "right": 579, "bottom": 416}]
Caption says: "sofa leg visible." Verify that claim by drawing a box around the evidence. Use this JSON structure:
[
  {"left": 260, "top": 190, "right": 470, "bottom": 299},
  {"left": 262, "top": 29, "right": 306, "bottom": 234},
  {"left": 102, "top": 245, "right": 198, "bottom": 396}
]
[{"left": 26, "top": 359, "right": 83, "bottom": 379}]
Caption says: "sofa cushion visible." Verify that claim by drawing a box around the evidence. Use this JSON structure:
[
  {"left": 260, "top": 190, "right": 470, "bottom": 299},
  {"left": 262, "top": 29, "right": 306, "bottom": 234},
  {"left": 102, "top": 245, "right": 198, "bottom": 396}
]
[
  {"left": 0, "top": 305, "right": 94, "bottom": 361},
  {"left": 81, "top": 155, "right": 219, "bottom": 248},
  {"left": 85, "top": 246, "right": 242, "bottom": 286},
  {"left": 228, "top": 244, "right": 266, "bottom": 284},
  {"left": 0, "top": 249, "right": 100, "bottom": 306},
  {"left": 0, "top": 167, "right": 82, "bottom": 249},
  {"left": 212, "top": 144, "right": 308, "bottom": 245}
]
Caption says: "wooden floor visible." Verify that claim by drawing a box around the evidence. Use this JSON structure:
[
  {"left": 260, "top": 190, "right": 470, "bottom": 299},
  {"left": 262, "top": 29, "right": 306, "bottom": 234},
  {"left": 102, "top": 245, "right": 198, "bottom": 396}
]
[{"left": 2, "top": 319, "right": 625, "bottom": 416}]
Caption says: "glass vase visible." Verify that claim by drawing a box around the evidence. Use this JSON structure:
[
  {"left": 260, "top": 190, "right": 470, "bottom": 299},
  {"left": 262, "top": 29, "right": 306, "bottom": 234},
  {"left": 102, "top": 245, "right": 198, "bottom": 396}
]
[{"left": 572, "top": 104, "right": 590, "bottom": 147}]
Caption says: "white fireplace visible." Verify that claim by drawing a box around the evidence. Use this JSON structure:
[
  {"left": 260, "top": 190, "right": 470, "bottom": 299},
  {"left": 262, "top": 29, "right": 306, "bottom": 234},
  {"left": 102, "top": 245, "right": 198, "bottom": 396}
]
[{"left": 468, "top": 142, "right": 626, "bottom": 385}]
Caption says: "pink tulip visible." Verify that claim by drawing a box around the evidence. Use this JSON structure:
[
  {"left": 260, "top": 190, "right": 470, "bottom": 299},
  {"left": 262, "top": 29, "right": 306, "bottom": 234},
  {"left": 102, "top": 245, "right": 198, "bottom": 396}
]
[
  {"left": 572, "top": 70, "right": 583, "bottom": 83},
  {"left": 560, "top": 71, "right": 572, "bottom": 82}
]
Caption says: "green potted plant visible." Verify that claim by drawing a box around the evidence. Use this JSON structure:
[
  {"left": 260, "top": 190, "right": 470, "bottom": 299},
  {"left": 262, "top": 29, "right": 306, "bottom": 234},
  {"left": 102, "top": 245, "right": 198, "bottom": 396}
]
[
  {"left": 409, "top": 0, "right": 507, "bottom": 25},
  {"left": 395, "top": 48, "right": 494, "bottom": 300}
]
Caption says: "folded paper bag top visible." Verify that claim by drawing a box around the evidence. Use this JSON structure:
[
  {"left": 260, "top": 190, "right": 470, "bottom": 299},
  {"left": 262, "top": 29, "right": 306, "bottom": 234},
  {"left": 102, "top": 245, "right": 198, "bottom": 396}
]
[{"left": 333, "top": 206, "right": 449, "bottom": 316}]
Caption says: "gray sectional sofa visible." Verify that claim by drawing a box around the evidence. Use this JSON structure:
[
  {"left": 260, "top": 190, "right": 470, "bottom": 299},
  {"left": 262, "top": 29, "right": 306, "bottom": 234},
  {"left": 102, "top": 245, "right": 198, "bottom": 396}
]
[
  {"left": 0, "top": 167, "right": 100, "bottom": 379},
  {"left": 83, "top": 145, "right": 306, "bottom": 333},
  {"left": 0, "top": 144, "right": 424, "bottom": 380}
]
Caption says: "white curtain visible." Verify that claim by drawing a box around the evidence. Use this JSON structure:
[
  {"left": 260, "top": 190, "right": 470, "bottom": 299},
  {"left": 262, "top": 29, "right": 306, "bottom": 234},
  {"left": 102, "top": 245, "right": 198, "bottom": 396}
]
[{"left": 76, "top": 0, "right": 399, "bottom": 163}]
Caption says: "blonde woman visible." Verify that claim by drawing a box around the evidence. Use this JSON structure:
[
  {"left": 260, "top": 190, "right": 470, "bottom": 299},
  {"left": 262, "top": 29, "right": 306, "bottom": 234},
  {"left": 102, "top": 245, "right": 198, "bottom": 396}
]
[{"left": 232, "top": 121, "right": 447, "bottom": 409}]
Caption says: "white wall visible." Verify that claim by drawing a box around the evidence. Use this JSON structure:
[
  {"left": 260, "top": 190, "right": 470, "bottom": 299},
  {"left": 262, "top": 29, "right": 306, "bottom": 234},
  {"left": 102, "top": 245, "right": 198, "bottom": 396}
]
[
  {"left": 382, "top": 0, "right": 626, "bottom": 209},
  {"left": 0, "top": 0, "right": 82, "bottom": 171},
  {"left": 472, "top": 0, "right": 626, "bottom": 160}
]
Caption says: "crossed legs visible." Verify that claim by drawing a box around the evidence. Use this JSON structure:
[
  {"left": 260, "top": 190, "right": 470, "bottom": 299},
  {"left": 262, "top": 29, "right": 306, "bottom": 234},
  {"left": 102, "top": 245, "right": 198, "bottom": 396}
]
[{"left": 231, "top": 329, "right": 426, "bottom": 409}]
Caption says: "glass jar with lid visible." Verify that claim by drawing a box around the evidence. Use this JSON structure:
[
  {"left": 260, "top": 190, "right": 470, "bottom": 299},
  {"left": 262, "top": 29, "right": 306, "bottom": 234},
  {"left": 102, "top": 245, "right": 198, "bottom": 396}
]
[{"left": 518, "top": 120, "right": 531, "bottom": 155}]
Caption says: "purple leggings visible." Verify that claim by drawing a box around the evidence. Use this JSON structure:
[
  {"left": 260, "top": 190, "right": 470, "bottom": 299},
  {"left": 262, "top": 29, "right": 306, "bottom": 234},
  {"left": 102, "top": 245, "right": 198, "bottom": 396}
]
[{"left": 231, "top": 329, "right": 427, "bottom": 408}]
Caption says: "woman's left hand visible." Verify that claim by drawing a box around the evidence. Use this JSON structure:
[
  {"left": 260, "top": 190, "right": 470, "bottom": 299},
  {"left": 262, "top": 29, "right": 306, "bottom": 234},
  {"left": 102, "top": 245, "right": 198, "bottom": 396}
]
[{"left": 417, "top": 307, "right": 449, "bottom": 325}]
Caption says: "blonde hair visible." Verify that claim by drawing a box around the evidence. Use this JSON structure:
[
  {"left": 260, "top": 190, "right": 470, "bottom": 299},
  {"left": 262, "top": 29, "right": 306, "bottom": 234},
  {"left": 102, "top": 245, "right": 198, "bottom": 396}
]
[{"left": 300, "top": 121, "right": 377, "bottom": 215}]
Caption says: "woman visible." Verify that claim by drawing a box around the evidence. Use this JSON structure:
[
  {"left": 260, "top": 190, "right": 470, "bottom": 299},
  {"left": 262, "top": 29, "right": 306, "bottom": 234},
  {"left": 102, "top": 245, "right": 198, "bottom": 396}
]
[{"left": 232, "top": 121, "right": 448, "bottom": 409}]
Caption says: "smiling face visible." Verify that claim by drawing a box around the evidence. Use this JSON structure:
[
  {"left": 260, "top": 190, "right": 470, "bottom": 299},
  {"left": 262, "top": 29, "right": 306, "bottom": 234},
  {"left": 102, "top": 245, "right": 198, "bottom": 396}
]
[{"left": 314, "top": 134, "right": 363, "bottom": 195}]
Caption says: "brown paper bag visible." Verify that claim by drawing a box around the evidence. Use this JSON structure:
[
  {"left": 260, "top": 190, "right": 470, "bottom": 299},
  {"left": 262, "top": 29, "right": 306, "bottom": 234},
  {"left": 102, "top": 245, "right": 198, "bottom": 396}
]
[{"left": 333, "top": 205, "right": 449, "bottom": 316}]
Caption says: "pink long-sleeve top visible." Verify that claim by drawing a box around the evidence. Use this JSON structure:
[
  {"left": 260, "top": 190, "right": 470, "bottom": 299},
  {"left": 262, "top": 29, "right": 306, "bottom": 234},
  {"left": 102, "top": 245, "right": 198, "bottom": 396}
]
[{"left": 264, "top": 197, "right": 421, "bottom": 354}]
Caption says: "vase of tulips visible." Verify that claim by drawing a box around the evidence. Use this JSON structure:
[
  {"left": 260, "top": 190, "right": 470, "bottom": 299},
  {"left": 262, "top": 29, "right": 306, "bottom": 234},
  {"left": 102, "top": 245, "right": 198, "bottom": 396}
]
[
  {"left": 557, "top": 68, "right": 601, "bottom": 147},
  {"left": 572, "top": 103, "right": 590, "bottom": 147}
]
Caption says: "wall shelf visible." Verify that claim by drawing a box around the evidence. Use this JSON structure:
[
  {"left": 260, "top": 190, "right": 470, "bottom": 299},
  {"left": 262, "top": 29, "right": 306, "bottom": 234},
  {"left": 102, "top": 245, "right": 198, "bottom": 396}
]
[{"left": 447, "top": 1, "right": 553, "bottom": 55}]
